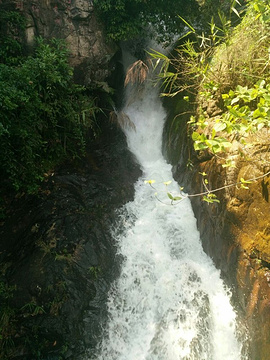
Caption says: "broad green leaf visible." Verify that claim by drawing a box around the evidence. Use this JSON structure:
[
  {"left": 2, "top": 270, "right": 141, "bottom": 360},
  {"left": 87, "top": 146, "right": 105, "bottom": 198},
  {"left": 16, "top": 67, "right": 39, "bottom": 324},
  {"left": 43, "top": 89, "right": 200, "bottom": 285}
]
[
  {"left": 173, "top": 196, "right": 183, "bottom": 201},
  {"left": 231, "top": 97, "right": 239, "bottom": 105},
  {"left": 206, "top": 139, "right": 219, "bottom": 147},
  {"left": 212, "top": 144, "right": 222, "bottom": 153},
  {"left": 192, "top": 131, "right": 201, "bottom": 141},
  {"left": 194, "top": 142, "right": 208, "bottom": 151},
  {"left": 213, "top": 122, "right": 226, "bottom": 132},
  {"left": 220, "top": 141, "right": 232, "bottom": 148}
]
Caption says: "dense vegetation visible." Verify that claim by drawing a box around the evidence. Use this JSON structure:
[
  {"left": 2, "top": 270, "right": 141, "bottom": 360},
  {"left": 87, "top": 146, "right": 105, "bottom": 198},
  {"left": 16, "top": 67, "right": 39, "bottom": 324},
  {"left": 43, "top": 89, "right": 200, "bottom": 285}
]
[
  {"left": 152, "top": 0, "right": 270, "bottom": 163},
  {"left": 1, "top": 0, "right": 268, "bottom": 358},
  {"left": 93, "top": 0, "right": 235, "bottom": 42},
  {"left": 93, "top": 0, "right": 198, "bottom": 41},
  {"left": 0, "top": 0, "right": 241, "bottom": 202},
  {"left": 0, "top": 12, "right": 100, "bottom": 200}
]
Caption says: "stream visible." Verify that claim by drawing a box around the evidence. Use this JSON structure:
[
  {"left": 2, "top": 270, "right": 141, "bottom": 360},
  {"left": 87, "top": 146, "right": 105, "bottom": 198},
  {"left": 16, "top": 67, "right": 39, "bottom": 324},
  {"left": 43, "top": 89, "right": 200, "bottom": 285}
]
[{"left": 91, "top": 53, "right": 248, "bottom": 360}]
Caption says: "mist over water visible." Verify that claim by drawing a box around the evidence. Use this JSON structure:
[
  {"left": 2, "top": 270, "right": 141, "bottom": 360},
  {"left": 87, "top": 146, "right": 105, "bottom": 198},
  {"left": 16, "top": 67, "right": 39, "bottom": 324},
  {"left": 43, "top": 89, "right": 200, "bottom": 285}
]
[{"left": 91, "top": 56, "right": 247, "bottom": 360}]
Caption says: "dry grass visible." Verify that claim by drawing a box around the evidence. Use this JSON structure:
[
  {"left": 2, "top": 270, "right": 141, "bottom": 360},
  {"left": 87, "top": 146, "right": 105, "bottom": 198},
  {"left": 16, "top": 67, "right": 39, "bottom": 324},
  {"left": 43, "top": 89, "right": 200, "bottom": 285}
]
[
  {"left": 124, "top": 60, "right": 149, "bottom": 86},
  {"left": 206, "top": 7, "right": 270, "bottom": 93}
]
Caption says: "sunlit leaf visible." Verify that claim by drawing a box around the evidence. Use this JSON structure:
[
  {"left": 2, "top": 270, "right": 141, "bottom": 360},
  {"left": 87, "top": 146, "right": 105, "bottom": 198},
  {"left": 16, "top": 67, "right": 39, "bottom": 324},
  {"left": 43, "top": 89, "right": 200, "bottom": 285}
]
[
  {"left": 173, "top": 196, "right": 183, "bottom": 201},
  {"left": 144, "top": 180, "right": 156, "bottom": 184},
  {"left": 241, "top": 184, "right": 249, "bottom": 189},
  {"left": 163, "top": 181, "right": 172, "bottom": 186},
  {"left": 192, "top": 132, "right": 201, "bottom": 141},
  {"left": 240, "top": 177, "right": 252, "bottom": 184},
  {"left": 231, "top": 6, "right": 240, "bottom": 18},
  {"left": 178, "top": 16, "right": 195, "bottom": 32},
  {"left": 213, "top": 121, "right": 227, "bottom": 132}
]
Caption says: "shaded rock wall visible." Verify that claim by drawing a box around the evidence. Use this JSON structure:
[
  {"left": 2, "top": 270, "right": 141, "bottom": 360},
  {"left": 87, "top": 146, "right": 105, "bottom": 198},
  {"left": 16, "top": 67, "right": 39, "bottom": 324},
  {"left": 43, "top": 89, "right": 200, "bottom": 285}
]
[
  {"left": 163, "top": 98, "right": 270, "bottom": 360},
  {"left": 0, "top": 3, "right": 131, "bottom": 358},
  {"left": 0, "top": 119, "right": 141, "bottom": 359},
  {"left": 0, "top": 0, "right": 117, "bottom": 85}
]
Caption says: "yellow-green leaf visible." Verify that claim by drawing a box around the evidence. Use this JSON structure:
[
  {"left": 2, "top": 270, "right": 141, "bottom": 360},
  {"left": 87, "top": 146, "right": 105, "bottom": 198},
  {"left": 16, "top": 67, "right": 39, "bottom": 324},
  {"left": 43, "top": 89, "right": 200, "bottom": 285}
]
[
  {"left": 144, "top": 180, "right": 156, "bottom": 184},
  {"left": 163, "top": 181, "right": 172, "bottom": 186}
]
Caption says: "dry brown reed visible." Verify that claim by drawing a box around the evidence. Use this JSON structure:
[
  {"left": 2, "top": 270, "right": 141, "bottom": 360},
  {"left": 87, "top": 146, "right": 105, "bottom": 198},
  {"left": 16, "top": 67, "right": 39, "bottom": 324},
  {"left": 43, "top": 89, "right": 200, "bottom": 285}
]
[{"left": 124, "top": 60, "right": 149, "bottom": 86}]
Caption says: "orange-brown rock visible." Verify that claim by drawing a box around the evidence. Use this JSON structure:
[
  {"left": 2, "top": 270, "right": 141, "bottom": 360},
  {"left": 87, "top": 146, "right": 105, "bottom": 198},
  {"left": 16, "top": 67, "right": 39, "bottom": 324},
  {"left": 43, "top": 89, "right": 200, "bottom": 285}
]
[{"left": 164, "top": 98, "right": 270, "bottom": 359}]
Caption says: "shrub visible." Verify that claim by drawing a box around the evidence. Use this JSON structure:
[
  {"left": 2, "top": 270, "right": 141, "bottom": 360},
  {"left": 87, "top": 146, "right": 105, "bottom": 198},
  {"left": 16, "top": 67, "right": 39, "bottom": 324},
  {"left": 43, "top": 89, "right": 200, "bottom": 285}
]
[
  {"left": 151, "top": 0, "right": 270, "bottom": 164},
  {"left": 0, "top": 38, "right": 100, "bottom": 194},
  {"left": 93, "top": 0, "right": 200, "bottom": 42},
  {"left": 0, "top": 10, "right": 26, "bottom": 65}
]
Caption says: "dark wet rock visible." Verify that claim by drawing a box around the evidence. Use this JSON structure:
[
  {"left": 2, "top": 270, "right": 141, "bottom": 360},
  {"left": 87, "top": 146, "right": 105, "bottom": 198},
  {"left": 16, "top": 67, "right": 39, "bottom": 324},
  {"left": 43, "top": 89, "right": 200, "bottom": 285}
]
[{"left": 0, "top": 121, "right": 141, "bottom": 359}]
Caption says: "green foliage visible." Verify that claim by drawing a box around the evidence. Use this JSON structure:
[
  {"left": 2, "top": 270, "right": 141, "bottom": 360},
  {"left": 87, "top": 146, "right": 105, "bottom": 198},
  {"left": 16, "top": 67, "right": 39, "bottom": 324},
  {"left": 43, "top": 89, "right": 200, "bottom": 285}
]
[
  {"left": 151, "top": 0, "right": 270, "bottom": 168},
  {"left": 208, "top": 0, "right": 270, "bottom": 91},
  {"left": 0, "top": 275, "right": 70, "bottom": 359},
  {"left": 144, "top": 168, "right": 270, "bottom": 205},
  {"left": 150, "top": 0, "right": 245, "bottom": 97},
  {"left": 93, "top": 0, "right": 200, "bottom": 42},
  {"left": 0, "top": 281, "right": 16, "bottom": 359},
  {"left": 0, "top": 279, "right": 49, "bottom": 359},
  {"left": 147, "top": 0, "right": 270, "bottom": 204},
  {"left": 20, "top": 301, "right": 46, "bottom": 316},
  {"left": 93, "top": 0, "right": 243, "bottom": 42},
  {"left": 88, "top": 266, "right": 101, "bottom": 279},
  {"left": 191, "top": 79, "right": 270, "bottom": 160},
  {"left": 0, "top": 38, "right": 100, "bottom": 195},
  {"left": 0, "top": 10, "right": 26, "bottom": 65}
]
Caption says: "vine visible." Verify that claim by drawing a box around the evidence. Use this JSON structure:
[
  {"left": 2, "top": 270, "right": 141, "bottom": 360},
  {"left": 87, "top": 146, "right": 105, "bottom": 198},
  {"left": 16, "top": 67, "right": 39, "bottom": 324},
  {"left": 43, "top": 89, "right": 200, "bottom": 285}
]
[{"left": 144, "top": 169, "right": 270, "bottom": 205}]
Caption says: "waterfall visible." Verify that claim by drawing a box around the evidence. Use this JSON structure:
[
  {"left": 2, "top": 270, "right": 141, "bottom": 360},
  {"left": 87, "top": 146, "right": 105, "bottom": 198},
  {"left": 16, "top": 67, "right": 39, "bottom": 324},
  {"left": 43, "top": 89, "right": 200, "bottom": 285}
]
[{"left": 91, "top": 54, "right": 247, "bottom": 360}]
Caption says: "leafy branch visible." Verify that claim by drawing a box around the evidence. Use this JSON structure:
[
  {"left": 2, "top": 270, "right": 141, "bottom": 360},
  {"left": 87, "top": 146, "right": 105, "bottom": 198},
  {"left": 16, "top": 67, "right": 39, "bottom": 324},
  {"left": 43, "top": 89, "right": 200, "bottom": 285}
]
[{"left": 144, "top": 169, "right": 270, "bottom": 205}]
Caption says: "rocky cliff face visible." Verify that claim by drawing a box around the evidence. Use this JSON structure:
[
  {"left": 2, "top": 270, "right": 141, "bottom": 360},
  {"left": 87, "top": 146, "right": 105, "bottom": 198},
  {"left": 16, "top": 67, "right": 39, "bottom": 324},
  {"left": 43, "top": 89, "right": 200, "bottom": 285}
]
[
  {"left": 0, "top": 2, "right": 130, "bottom": 359},
  {"left": 0, "top": 120, "right": 141, "bottom": 359},
  {"left": 164, "top": 98, "right": 270, "bottom": 360},
  {"left": 0, "top": 0, "right": 117, "bottom": 85}
]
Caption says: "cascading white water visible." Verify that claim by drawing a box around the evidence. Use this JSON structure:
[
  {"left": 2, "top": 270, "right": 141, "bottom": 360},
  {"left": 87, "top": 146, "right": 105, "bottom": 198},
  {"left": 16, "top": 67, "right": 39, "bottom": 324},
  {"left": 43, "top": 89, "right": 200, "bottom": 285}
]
[{"left": 92, "top": 57, "right": 247, "bottom": 360}]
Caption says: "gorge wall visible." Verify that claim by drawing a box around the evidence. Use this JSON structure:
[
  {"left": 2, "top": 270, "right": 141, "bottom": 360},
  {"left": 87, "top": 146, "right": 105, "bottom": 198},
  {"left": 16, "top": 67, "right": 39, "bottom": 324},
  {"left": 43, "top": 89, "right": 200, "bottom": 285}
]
[
  {"left": 0, "top": 0, "right": 117, "bottom": 85},
  {"left": 163, "top": 97, "right": 270, "bottom": 360},
  {"left": 1, "top": 1, "right": 270, "bottom": 359},
  {"left": 0, "top": 120, "right": 141, "bottom": 359},
  {"left": 0, "top": 1, "right": 134, "bottom": 359}
]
